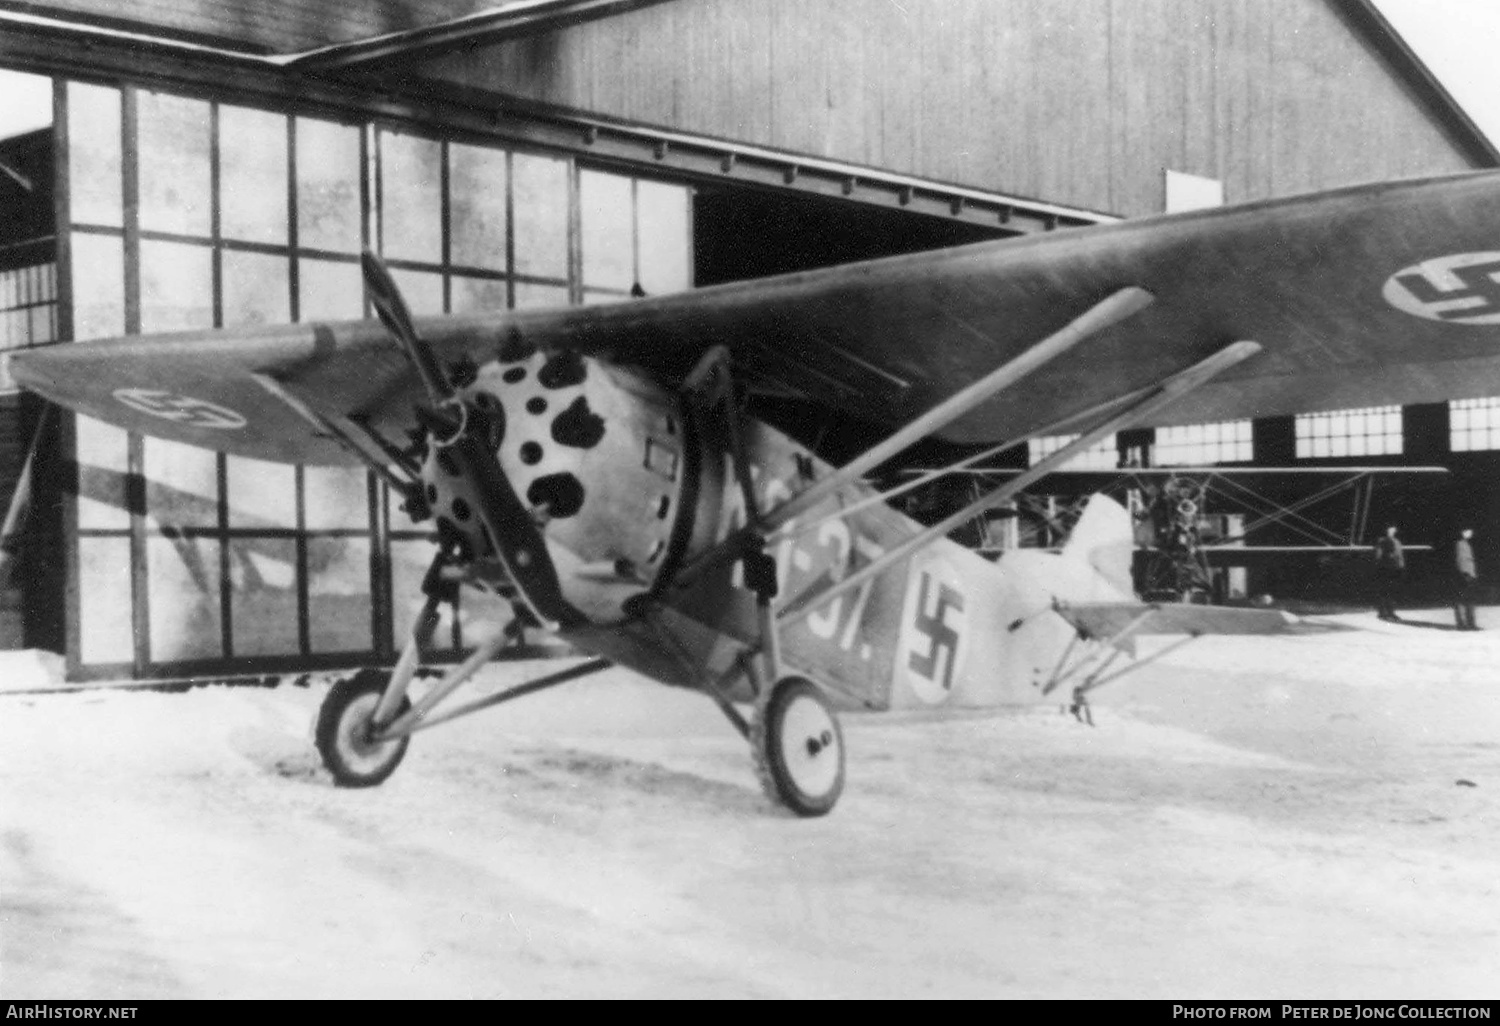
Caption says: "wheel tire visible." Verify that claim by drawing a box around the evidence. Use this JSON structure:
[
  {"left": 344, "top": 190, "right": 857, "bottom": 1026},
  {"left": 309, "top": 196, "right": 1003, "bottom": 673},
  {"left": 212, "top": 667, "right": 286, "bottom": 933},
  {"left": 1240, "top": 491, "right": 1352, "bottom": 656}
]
[
  {"left": 314, "top": 669, "right": 412, "bottom": 788},
  {"left": 753, "top": 676, "right": 845, "bottom": 817}
]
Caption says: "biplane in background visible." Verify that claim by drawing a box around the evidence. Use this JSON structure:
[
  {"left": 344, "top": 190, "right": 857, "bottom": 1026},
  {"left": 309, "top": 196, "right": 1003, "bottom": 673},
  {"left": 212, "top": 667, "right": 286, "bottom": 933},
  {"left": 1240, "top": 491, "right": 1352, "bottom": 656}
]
[
  {"left": 905, "top": 464, "right": 1446, "bottom": 603},
  {"left": 16, "top": 169, "right": 1500, "bottom": 815}
]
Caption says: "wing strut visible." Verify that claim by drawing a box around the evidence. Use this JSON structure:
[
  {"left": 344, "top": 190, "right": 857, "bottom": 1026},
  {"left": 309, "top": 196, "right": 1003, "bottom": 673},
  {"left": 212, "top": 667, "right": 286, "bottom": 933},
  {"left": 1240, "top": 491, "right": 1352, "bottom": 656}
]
[
  {"left": 761, "top": 286, "right": 1155, "bottom": 532},
  {"left": 1040, "top": 603, "right": 1203, "bottom": 725},
  {"left": 777, "top": 339, "right": 1264, "bottom": 628},
  {"left": 250, "top": 372, "right": 417, "bottom": 493},
  {"left": 671, "top": 286, "right": 1155, "bottom": 593}
]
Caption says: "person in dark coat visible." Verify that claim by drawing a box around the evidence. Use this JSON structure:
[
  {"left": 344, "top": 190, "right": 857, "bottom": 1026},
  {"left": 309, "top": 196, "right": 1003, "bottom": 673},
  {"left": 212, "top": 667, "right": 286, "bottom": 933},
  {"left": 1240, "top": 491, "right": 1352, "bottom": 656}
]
[
  {"left": 1372, "top": 524, "right": 1405, "bottom": 621},
  {"left": 1453, "top": 527, "right": 1480, "bottom": 631}
]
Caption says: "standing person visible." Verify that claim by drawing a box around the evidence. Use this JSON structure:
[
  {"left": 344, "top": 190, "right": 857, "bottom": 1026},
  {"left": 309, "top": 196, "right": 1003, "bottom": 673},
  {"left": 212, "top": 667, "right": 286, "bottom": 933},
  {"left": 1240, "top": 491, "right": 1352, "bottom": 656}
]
[
  {"left": 1372, "top": 524, "right": 1405, "bottom": 621},
  {"left": 1454, "top": 527, "right": 1480, "bottom": 631}
]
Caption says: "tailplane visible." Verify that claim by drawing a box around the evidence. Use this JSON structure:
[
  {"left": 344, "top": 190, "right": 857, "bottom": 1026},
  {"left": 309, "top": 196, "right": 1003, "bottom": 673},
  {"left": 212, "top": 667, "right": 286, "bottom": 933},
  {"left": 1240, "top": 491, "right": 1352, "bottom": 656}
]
[{"left": 1061, "top": 494, "right": 1136, "bottom": 597}]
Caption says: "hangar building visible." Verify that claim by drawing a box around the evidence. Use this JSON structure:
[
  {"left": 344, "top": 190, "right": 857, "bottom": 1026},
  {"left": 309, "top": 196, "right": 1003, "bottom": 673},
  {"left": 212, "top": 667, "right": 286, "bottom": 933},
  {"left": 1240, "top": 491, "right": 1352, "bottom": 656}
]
[{"left": 0, "top": 0, "right": 1495, "bottom": 680}]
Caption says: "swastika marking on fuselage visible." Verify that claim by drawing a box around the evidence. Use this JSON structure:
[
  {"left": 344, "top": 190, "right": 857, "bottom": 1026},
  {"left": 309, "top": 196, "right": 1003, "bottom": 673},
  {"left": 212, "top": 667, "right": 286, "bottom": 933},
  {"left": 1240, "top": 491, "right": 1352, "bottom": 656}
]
[
  {"left": 113, "top": 388, "right": 247, "bottom": 430},
  {"left": 1384, "top": 252, "right": 1500, "bottom": 325},
  {"left": 907, "top": 572, "right": 964, "bottom": 693}
]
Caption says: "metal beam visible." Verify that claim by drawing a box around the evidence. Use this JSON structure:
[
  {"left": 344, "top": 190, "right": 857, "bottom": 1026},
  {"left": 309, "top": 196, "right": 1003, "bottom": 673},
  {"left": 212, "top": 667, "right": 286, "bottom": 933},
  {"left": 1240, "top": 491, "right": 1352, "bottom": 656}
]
[{"left": 288, "top": 0, "right": 682, "bottom": 71}]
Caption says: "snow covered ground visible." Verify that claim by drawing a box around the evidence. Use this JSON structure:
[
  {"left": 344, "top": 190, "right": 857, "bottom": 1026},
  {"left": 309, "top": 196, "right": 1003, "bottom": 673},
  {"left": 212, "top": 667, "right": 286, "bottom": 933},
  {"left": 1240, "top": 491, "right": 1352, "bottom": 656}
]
[{"left": 2, "top": 608, "right": 1498, "bottom": 999}]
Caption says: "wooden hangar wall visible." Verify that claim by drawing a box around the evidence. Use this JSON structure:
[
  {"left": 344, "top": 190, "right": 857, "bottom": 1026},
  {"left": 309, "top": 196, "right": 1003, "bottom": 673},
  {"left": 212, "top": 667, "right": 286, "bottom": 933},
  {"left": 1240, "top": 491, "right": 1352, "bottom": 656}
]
[{"left": 416, "top": 0, "right": 1484, "bottom": 216}]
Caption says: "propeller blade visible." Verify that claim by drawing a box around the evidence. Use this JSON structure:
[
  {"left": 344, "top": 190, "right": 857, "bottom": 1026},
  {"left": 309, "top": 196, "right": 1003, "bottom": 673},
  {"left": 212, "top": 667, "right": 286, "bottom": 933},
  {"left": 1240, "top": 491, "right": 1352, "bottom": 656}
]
[{"left": 360, "top": 249, "right": 451, "bottom": 404}]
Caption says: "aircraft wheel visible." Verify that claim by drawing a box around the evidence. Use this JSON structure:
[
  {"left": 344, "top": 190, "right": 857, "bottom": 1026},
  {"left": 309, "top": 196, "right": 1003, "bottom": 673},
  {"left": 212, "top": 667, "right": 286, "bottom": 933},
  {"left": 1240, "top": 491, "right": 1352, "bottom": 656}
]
[
  {"left": 753, "top": 676, "right": 845, "bottom": 817},
  {"left": 315, "top": 669, "right": 412, "bottom": 788}
]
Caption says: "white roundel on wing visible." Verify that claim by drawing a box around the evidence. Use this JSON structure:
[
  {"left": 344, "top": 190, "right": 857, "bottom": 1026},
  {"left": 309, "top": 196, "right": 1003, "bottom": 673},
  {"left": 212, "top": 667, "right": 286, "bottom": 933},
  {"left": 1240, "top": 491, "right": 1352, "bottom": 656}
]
[
  {"left": 896, "top": 561, "right": 971, "bottom": 706},
  {"left": 113, "top": 388, "right": 247, "bottom": 429},
  {"left": 1383, "top": 252, "right": 1500, "bottom": 325}
]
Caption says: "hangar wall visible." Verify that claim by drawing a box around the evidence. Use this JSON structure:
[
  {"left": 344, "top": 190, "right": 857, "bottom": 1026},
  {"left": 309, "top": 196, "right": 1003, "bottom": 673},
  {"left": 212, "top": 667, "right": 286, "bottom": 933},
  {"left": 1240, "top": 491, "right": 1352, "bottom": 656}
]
[{"left": 420, "top": 0, "right": 1481, "bottom": 216}]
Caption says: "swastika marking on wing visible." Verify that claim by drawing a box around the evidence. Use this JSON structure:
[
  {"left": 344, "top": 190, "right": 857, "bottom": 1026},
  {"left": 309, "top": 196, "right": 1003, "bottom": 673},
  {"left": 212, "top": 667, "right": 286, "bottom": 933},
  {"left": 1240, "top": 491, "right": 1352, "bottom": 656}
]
[
  {"left": 1383, "top": 252, "right": 1500, "bottom": 325},
  {"left": 113, "top": 388, "right": 247, "bottom": 430}
]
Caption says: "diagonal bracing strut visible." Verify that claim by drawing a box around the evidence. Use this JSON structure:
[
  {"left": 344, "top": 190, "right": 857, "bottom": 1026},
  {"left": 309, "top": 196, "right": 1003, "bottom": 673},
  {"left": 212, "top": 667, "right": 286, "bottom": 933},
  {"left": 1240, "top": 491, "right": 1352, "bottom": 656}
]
[{"left": 777, "top": 339, "right": 1264, "bottom": 629}]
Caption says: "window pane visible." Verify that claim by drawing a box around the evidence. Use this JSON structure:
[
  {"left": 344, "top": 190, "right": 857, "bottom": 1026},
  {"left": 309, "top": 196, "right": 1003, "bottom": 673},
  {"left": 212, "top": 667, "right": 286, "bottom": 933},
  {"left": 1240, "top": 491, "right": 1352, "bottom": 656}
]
[
  {"left": 296, "top": 118, "right": 362, "bottom": 253},
  {"left": 67, "top": 82, "right": 122, "bottom": 228},
  {"left": 139, "top": 239, "right": 212, "bottom": 332},
  {"left": 580, "top": 170, "right": 634, "bottom": 290},
  {"left": 2, "top": 70, "right": 52, "bottom": 137},
  {"left": 451, "top": 274, "right": 508, "bottom": 314},
  {"left": 1155, "top": 420, "right": 1251, "bottom": 465},
  {"left": 222, "top": 249, "right": 290, "bottom": 327},
  {"left": 226, "top": 455, "right": 295, "bottom": 529},
  {"left": 75, "top": 415, "right": 130, "bottom": 530},
  {"left": 514, "top": 281, "right": 569, "bottom": 310},
  {"left": 1450, "top": 397, "right": 1500, "bottom": 451},
  {"left": 1295, "top": 406, "right": 1402, "bottom": 458},
  {"left": 1029, "top": 433, "right": 1117, "bottom": 470},
  {"left": 304, "top": 465, "right": 368, "bottom": 530},
  {"left": 380, "top": 131, "right": 442, "bottom": 264},
  {"left": 297, "top": 258, "right": 364, "bottom": 321},
  {"left": 70, "top": 232, "right": 124, "bottom": 341},
  {"left": 637, "top": 179, "right": 691, "bottom": 295},
  {"left": 512, "top": 152, "right": 569, "bottom": 279},
  {"left": 137, "top": 91, "right": 211, "bottom": 237},
  {"left": 228, "top": 537, "right": 299, "bottom": 656},
  {"left": 449, "top": 142, "right": 507, "bottom": 271},
  {"left": 143, "top": 437, "right": 218, "bottom": 529},
  {"left": 147, "top": 535, "right": 222, "bottom": 662},
  {"left": 308, "top": 537, "right": 372, "bottom": 653},
  {"left": 390, "top": 268, "right": 444, "bottom": 315},
  {"left": 219, "top": 105, "right": 288, "bottom": 245},
  {"left": 582, "top": 290, "right": 628, "bottom": 306},
  {"left": 78, "top": 536, "right": 133, "bottom": 664}
]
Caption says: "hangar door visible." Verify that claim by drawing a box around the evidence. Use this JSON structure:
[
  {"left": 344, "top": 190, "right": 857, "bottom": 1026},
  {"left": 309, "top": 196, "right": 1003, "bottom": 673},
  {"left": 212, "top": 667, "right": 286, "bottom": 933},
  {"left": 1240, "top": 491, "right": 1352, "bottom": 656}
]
[{"left": 52, "top": 78, "right": 690, "bottom": 679}]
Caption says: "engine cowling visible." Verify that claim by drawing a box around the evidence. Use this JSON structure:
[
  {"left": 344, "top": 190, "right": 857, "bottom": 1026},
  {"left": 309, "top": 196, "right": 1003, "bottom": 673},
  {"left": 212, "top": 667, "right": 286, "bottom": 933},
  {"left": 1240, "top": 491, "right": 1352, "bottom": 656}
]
[{"left": 412, "top": 349, "right": 691, "bottom": 625}]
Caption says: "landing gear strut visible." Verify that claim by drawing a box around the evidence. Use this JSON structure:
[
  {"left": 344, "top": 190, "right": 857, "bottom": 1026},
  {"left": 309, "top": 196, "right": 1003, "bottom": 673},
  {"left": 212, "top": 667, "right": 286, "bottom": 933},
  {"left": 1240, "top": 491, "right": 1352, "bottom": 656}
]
[{"left": 685, "top": 346, "right": 848, "bottom": 816}]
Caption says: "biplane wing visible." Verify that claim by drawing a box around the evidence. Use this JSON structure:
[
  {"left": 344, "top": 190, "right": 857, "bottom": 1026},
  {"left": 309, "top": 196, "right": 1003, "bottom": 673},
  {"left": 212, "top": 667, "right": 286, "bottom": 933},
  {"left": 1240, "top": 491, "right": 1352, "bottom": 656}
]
[{"left": 16, "top": 169, "right": 1500, "bottom": 463}]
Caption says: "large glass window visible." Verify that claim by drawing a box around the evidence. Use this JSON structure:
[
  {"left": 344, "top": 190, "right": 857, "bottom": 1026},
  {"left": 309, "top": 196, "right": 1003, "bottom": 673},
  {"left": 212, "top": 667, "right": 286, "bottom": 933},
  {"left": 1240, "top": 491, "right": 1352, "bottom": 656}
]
[
  {"left": 59, "top": 83, "right": 693, "bottom": 674},
  {"left": 0, "top": 264, "right": 56, "bottom": 390},
  {"left": 1028, "top": 433, "right": 1118, "bottom": 470},
  {"left": 1295, "top": 406, "right": 1403, "bottom": 458},
  {"left": 1154, "top": 419, "right": 1252, "bottom": 465},
  {"left": 1450, "top": 397, "right": 1500, "bottom": 451}
]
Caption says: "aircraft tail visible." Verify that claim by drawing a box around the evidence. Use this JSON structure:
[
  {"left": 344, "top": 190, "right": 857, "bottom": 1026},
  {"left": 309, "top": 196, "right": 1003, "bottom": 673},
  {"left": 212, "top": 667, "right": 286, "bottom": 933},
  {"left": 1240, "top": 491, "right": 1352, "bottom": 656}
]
[{"left": 1061, "top": 494, "right": 1136, "bottom": 597}]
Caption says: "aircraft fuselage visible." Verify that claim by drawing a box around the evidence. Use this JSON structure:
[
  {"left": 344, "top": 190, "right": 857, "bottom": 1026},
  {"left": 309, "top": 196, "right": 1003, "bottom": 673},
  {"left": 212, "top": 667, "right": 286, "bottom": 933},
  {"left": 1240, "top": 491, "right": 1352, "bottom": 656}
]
[{"left": 414, "top": 349, "right": 1129, "bottom": 711}]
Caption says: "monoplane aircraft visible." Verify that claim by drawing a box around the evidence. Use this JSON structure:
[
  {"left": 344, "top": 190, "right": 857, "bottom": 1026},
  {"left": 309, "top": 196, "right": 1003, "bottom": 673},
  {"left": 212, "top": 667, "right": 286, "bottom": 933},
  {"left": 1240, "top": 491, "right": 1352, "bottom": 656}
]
[{"left": 15, "top": 169, "right": 1500, "bottom": 815}]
